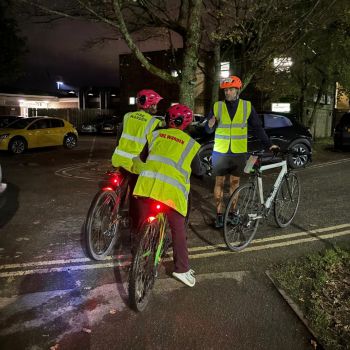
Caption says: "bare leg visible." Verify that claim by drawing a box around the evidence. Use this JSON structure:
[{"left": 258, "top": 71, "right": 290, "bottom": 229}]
[{"left": 214, "top": 175, "right": 226, "bottom": 214}]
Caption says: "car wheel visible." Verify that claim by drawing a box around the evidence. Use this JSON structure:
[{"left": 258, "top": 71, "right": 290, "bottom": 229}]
[
  {"left": 9, "top": 137, "right": 27, "bottom": 154},
  {"left": 198, "top": 144, "right": 213, "bottom": 176},
  {"left": 64, "top": 134, "right": 77, "bottom": 149},
  {"left": 288, "top": 142, "right": 310, "bottom": 168}
]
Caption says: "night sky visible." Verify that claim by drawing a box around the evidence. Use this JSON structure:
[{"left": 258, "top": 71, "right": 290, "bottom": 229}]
[{"left": 13, "top": 16, "right": 179, "bottom": 94}]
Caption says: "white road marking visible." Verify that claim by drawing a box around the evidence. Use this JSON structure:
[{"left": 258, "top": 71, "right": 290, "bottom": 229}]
[
  {"left": 0, "top": 224, "right": 349, "bottom": 278},
  {"left": 306, "top": 157, "right": 350, "bottom": 170},
  {"left": 88, "top": 136, "right": 96, "bottom": 163}
]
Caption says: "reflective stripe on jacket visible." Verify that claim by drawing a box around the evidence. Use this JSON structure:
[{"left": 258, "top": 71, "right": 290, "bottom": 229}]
[
  {"left": 133, "top": 128, "right": 200, "bottom": 216},
  {"left": 213, "top": 99, "right": 251, "bottom": 153},
  {"left": 112, "top": 111, "right": 161, "bottom": 173}
]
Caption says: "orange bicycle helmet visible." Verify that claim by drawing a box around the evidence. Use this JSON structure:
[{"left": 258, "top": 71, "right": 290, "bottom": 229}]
[{"left": 220, "top": 75, "right": 242, "bottom": 89}]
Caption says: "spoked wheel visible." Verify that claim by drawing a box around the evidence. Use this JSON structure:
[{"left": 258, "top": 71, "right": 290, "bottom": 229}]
[
  {"left": 274, "top": 172, "right": 300, "bottom": 227},
  {"left": 224, "top": 183, "right": 261, "bottom": 251},
  {"left": 85, "top": 190, "right": 121, "bottom": 260},
  {"left": 129, "top": 218, "right": 161, "bottom": 312}
]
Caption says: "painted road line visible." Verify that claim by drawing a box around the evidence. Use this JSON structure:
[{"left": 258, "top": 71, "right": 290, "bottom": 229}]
[
  {"left": 306, "top": 158, "right": 350, "bottom": 170},
  {"left": 0, "top": 229, "right": 349, "bottom": 278},
  {"left": 0, "top": 223, "right": 348, "bottom": 271},
  {"left": 186, "top": 223, "right": 350, "bottom": 253},
  {"left": 88, "top": 136, "right": 96, "bottom": 163},
  {"left": 188, "top": 229, "right": 350, "bottom": 260},
  {"left": 0, "top": 260, "right": 130, "bottom": 278}
]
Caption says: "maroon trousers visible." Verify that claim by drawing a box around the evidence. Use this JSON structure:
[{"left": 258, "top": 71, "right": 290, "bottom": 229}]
[{"left": 132, "top": 197, "right": 189, "bottom": 273}]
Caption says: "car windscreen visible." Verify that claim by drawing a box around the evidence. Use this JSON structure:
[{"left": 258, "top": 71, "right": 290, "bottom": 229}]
[{"left": 4, "top": 118, "right": 35, "bottom": 129}]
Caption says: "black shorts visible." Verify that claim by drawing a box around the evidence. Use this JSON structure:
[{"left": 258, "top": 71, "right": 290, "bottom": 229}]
[{"left": 212, "top": 153, "right": 247, "bottom": 176}]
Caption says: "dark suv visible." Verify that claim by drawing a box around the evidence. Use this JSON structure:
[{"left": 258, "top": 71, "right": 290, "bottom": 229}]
[
  {"left": 189, "top": 113, "right": 312, "bottom": 172},
  {"left": 334, "top": 113, "right": 350, "bottom": 149}
]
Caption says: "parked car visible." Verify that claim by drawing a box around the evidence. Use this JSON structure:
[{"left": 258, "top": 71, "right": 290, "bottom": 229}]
[
  {"left": 0, "top": 115, "right": 23, "bottom": 128},
  {"left": 190, "top": 113, "right": 313, "bottom": 173},
  {"left": 79, "top": 116, "right": 105, "bottom": 134},
  {"left": 0, "top": 117, "right": 78, "bottom": 154},
  {"left": 0, "top": 164, "right": 6, "bottom": 194},
  {"left": 334, "top": 112, "right": 350, "bottom": 149},
  {"left": 99, "top": 116, "right": 121, "bottom": 135}
]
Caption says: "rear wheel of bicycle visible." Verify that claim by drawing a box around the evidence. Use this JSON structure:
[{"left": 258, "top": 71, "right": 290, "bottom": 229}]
[
  {"left": 85, "top": 190, "right": 121, "bottom": 260},
  {"left": 274, "top": 172, "right": 300, "bottom": 227},
  {"left": 129, "top": 218, "right": 162, "bottom": 312},
  {"left": 224, "top": 182, "right": 261, "bottom": 251}
]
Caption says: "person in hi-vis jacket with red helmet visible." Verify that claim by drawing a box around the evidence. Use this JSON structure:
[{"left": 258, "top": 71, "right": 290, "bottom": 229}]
[
  {"left": 206, "top": 76, "right": 279, "bottom": 228},
  {"left": 111, "top": 89, "right": 163, "bottom": 228},
  {"left": 132, "top": 104, "right": 205, "bottom": 287}
]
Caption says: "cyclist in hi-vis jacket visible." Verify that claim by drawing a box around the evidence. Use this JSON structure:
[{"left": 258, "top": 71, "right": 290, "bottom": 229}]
[
  {"left": 112, "top": 89, "right": 163, "bottom": 226},
  {"left": 206, "top": 76, "right": 279, "bottom": 228},
  {"left": 132, "top": 104, "right": 205, "bottom": 287}
]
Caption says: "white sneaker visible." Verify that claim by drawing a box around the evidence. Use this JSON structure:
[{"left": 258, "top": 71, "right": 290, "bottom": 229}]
[{"left": 172, "top": 269, "right": 195, "bottom": 287}]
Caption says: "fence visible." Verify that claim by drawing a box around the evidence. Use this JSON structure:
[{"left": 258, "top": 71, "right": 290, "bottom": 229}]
[{"left": 29, "top": 108, "right": 119, "bottom": 129}]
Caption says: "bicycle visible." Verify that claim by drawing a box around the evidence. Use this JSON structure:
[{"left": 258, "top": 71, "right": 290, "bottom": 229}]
[
  {"left": 223, "top": 150, "right": 301, "bottom": 252},
  {"left": 128, "top": 194, "right": 192, "bottom": 312},
  {"left": 84, "top": 168, "right": 130, "bottom": 260}
]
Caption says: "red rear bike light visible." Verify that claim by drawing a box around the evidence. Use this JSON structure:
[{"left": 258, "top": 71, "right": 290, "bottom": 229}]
[{"left": 110, "top": 175, "right": 121, "bottom": 186}]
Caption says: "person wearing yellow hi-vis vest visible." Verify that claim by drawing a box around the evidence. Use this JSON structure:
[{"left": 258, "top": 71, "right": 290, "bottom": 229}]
[
  {"left": 132, "top": 104, "right": 205, "bottom": 287},
  {"left": 111, "top": 89, "right": 163, "bottom": 228},
  {"left": 206, "top": 76, "right": 279, "bottom": 228}
]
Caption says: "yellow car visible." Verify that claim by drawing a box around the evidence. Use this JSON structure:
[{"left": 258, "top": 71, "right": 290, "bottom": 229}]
[{"left": 0, "top": 117, "right": 78, "bottom": 154}]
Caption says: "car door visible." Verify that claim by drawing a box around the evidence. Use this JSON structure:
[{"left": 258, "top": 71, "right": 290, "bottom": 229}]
[
  {"left": 48, "top": 118, "right": 66, "bottom": 145},
  {"left": 263, "top": 114, "right": 294, "bottom": 150},
  {"left": 26, "top": 119, "right": 51, "bottom": 147}
]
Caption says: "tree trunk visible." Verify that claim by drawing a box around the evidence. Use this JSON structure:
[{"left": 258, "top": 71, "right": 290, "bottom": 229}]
[
  {"left": 308, "top": 76, "right": 326, "bottom": 130},
  {"left": 210, "top": 43, "right": 221, "bottom": 107},
  {"left": 178, "top": 0, "right": 203, "bottom": 110}
]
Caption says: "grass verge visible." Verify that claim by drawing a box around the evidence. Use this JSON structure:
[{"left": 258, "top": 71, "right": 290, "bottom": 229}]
[{"left": 270, "top": 247, "right": 350, "bottom": 350}]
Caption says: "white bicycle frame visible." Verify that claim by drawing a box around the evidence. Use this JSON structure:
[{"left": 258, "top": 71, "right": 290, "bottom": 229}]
[{"left": 256, "top": 159, "right": 288, "bottom": 210}]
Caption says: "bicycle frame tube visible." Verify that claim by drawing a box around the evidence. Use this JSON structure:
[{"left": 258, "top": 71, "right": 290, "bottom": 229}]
[
  {"left": 257, "top": 160, "right": 288, "bottom": 210},
  {"left": 154, "top": 213, "right": 166, "bottom": 266}
]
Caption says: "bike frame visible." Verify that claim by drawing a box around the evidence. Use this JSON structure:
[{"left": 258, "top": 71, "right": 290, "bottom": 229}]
[{"left": 256, "top": 159, "right": 288, "bottom": 210}]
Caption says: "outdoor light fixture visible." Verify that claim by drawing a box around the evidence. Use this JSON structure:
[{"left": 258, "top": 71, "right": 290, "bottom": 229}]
[
  {"left": 88, "top": 93, "right": 94, "bottom": 96},
  {"left": 56, "top": 81, "right": 64, "bottom": 89}
]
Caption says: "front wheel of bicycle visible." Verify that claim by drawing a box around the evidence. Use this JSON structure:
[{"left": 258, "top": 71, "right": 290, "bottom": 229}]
[
  {"left": 129, "top": 216, "right": 163, "bottom": 312},
  {"left": 85, "top": 190, "right": 120, "bottom": 260},
  {"left": 224, "top": 182, "right": 261, "bottom": 251},
  {"left": 274, "top": 172, "right": 300, "bottom": 228}
]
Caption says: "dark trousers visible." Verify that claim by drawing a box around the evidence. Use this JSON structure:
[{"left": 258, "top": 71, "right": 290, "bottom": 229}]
[{"left": 132, "top": 197, "right": 189, "bottom": 273}]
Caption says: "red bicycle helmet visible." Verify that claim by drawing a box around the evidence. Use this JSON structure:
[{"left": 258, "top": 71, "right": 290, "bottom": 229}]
[
  {"left": 220, "top": 75, "right": 242, "bottom": 89},
  {"left": 136, "top": 89, "right": 163, "bottom": 109},
  {"left": 166, "top": 104, "right": 193, "bottom": 131}
]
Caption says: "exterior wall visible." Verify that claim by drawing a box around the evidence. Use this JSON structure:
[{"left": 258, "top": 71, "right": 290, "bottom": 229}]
[{"left": 0, "top": 93, "right": 78, "bottom": 117}]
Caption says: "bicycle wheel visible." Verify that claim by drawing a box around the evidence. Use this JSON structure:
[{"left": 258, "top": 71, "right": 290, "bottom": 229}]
[
  {"left": 129, "top": 216, "right": 164, "bottom": 312},
  {"left": 224, "top": 182, "right": 261, "bottom": 251},
  {"left": 274, "top": 172, "right": 300, "bottom": 228},
  {"left": 85, "top": 189, "right": 121, "bottom": 260}
]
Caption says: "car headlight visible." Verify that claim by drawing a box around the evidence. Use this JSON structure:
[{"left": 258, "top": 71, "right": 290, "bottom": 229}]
[{"left": 0, "top": 134, "right": 9, "bottom": 140}]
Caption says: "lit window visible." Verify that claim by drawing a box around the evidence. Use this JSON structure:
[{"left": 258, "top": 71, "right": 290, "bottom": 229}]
[
  {"left": 273, "top": 57, "right": 293, "bottom": 72},
  {"left": 129, "top": 97, "right": 136, "bottom": 105},
  {"left": 220, "top": 62, "right": 230, "bottom": 78}
]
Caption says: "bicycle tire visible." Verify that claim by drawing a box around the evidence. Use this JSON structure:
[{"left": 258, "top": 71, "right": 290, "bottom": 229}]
[
  {"left": 85, "top": 189, "right": 121, "bottom": 260},
  {"left": 274, "top": 172, "right": 300, "bottom": 228},
  {"left": 223, "top": 182, "right": 261, "bottom": 251},
  {"left": 129, "top": 216, "right": 164, "bottom": 312}
]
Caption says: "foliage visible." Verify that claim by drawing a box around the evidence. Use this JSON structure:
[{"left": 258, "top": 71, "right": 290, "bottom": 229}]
[
  {"left": 0, "top": 0, "right": 27, "bottom": 85},
  {"left": 271, "top": 247, "right": 350, "bottom": 350}
]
